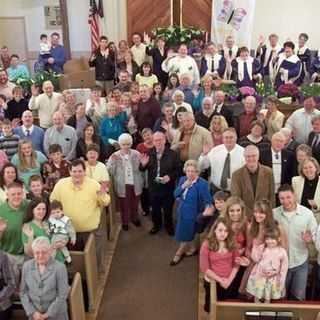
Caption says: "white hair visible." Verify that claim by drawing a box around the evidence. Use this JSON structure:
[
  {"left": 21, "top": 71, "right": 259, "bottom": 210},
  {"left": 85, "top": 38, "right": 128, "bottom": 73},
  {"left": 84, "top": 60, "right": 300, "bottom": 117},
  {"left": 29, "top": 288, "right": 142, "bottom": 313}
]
[
  {"left": 32, "top": 236, "right": 51, "bottom": 252},
  {"left": 172, "top": 90, "right": 185, "bottom": 100},
  {"left": 118, "top": 133, "right": 133, "bottom": 146}
]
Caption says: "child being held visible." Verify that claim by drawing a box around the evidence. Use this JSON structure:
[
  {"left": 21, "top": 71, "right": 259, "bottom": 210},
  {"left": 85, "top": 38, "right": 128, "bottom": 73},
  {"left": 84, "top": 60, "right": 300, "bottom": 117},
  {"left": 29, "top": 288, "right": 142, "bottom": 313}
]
[
  {"left": 246, "top": 227, "right": 288, "bottom": 303},
  {"left": 39, "top": 34, "right": 51, "bottom": 59},
  {"left": 196, "top": 191, "right": 229, "bottom": 234},
  {"left": 48, "top": 200, "right": 76, "bottom": 264}
]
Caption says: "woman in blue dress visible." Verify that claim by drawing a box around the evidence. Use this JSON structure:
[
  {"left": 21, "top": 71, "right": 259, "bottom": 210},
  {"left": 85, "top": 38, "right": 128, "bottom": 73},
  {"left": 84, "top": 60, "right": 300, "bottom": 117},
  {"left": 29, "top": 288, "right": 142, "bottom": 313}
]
[{"left": 170, "top": 160, "right": 212, "bottom": 266}]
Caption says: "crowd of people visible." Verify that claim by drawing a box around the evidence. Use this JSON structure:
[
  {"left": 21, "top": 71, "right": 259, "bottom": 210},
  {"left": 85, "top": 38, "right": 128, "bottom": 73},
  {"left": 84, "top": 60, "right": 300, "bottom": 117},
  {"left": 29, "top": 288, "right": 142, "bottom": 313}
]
[{"left": 0, "top": 30, "right": 320, "bottom": 319}]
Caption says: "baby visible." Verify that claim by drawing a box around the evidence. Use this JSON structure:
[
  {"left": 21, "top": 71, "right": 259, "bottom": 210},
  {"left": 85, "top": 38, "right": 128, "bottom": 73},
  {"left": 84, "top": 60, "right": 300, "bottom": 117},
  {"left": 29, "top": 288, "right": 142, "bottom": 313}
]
[
  {"left": 39, "top": 34, "right": 51, "bottom": 59},
  {"left": 48, "top": 200, "right": 76, "bottom": 263}
]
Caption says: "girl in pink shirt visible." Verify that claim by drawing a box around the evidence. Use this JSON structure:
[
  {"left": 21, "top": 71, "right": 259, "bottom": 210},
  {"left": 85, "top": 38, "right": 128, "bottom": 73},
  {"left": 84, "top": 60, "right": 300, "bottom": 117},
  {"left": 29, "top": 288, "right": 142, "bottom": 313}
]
[
  {"left": 200, "top": 217, "right": 240, "bottom": 313},
  {"left": 246, "top": 227, "right": 288, "bottom": 302}
]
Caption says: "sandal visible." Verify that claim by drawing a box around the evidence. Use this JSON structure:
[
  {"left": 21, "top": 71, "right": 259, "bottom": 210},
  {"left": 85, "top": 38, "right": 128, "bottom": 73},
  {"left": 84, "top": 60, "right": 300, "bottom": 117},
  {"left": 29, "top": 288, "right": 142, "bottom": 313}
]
[{"left": 170, "top": 253, "right": 185, "bottom": 266}]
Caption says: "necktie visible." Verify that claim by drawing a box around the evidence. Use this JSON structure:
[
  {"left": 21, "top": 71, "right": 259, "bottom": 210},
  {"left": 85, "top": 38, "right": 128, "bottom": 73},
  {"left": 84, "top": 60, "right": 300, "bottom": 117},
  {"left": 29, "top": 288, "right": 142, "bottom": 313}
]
[
  {"left": 214, "top": 104, "right": 219, "bottom": 114},
  {"left": 26, "top": 129, "right": 30, "bottom": 137},
  {"left": 275, "top": 153, "right": 279, "bottom": 160},
  {"left": 312, "top": 134, "right": 319, "bottom": 148},
  {"left": 229, "top": 49, "right": 233, "bottom": 58},
  {"left": 220, "top": 153, "right": 230, "bottom": 190},
  {"left": 211, "top": 58, "right": 215, "bottom": 72}
]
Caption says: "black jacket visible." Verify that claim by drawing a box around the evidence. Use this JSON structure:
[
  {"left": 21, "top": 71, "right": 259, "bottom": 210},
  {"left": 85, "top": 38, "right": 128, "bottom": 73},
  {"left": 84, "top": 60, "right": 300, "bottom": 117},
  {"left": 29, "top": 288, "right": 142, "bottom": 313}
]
[
  {"left": 140, "top": 146, "right": 181, "bottom": 195},
  {"left": 89, "top": 49, "right": 116, "bottom": 81},
  {"left": 308, "top": 131, "right": 320, "bottom": 164},
  {"left": 260, "top": 148, "right": 295, "bottom": 186},
  {"left": 212, "top": 104, "right": 234, "bottom": 127}
]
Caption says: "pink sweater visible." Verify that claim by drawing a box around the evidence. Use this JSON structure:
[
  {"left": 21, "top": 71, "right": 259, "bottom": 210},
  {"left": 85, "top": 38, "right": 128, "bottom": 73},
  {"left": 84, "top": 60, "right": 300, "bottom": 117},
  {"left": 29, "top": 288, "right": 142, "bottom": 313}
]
[{"left": 200, "top": 240, "right": 239, "bottom": 278}]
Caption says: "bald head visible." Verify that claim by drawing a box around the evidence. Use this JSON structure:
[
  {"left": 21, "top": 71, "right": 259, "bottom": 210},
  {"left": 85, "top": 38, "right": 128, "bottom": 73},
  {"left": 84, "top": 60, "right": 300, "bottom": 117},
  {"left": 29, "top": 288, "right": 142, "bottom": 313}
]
[
  {"left": 22, "top": 110, "right": 33, "bottom": 127},
  {"left": 52, "top": 111, "right": 64, "bottom": 129}
]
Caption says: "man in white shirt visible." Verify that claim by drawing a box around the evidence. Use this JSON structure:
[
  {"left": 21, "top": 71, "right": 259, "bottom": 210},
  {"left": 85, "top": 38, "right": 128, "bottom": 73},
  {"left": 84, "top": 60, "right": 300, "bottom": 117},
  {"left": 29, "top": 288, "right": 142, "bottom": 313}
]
[
  {"left": 29, "top": 80, "right": 62, "bottom": 129},
  {"left": 130, "top": 33, "right": 146, "bottom": 67},
  {"left": 199, "top": 127, "right": 245, "bottom": 193},
  {"left": 285, "top": 96, "right": 320, "bottom": 144},
  {"left": 162, "top": 44, "right": 200, "bottom": 85},
  {"left": 43, "top": 111, "right": 78, "bottom": 160}
]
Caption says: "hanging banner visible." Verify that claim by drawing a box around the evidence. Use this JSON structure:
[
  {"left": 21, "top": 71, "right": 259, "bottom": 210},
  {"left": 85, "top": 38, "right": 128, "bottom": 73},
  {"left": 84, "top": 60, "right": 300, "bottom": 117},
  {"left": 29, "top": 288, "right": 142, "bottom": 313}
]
[{"left": 211, "top": 0, "right": 256, "bottom": 48}]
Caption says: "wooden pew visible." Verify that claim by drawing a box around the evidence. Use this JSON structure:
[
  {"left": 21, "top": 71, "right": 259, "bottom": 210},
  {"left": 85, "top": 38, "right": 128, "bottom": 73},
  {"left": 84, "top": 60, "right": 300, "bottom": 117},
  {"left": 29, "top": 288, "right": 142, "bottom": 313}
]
[
  {"left": 209, "top": 280, "right": 320, "bottom": 320},
  {"left": 69, "top": 233, "right": 99, "bottom": 312},
  {"left": 69, "top": 272, "right": 86, "bottom": 320}
]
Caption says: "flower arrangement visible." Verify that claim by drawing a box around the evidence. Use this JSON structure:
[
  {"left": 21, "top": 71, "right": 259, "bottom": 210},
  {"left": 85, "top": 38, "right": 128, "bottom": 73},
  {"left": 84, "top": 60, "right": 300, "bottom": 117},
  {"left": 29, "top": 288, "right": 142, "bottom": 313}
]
[
  {"left": 277, "top": 83, "right": 300, "bottom": 100},
  {"left": 256, "top": 82, "right": 276, "bottom": 97},
  {"left": 13, "top": 71, "right": 61, "bottom": 95},
  {"left": 152, "top": 25, "right": 204, "bottom": 47}
]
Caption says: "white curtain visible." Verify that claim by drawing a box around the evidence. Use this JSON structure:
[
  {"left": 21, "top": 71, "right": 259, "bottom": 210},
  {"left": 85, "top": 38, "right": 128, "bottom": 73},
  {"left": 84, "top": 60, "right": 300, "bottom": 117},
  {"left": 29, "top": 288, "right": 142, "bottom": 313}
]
[{"left": 211, "top": 0, "right": 256, "bottom": 48}]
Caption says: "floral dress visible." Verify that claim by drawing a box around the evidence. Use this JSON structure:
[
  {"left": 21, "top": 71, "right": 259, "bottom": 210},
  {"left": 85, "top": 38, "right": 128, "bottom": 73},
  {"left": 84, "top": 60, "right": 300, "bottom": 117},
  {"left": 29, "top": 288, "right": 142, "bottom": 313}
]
[{"left": 246, "top": 243, "right": 288, "bottom": 300}]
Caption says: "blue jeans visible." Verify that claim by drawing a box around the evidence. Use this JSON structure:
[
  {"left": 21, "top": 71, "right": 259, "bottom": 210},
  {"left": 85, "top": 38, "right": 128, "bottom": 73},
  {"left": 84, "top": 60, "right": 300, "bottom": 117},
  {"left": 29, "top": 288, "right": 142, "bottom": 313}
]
[{"left": 285, "top": 260, "right": 308, "bottom": 300}]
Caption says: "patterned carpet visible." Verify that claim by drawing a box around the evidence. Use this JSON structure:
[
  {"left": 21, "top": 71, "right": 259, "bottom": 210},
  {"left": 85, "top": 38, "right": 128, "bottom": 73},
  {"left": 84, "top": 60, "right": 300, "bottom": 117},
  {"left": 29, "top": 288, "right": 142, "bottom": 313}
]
[{"left": 98, "top": 216, "right": 198, "bottom": 320}]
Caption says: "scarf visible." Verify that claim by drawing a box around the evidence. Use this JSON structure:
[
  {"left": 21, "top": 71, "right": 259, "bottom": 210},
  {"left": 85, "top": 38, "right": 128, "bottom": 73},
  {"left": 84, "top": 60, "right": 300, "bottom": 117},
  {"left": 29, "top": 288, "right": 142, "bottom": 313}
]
[{"left": 236, "top": 56, "right": 253, "bottom": 81}]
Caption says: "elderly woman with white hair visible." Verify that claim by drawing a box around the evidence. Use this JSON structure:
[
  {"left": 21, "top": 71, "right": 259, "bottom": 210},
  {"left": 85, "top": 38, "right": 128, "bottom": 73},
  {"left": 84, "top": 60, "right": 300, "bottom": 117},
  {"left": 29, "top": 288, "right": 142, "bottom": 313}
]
[
  {"left": 170, "top": 160, "right": 212, "bottom": 266},
  {"left": 172, "top": 89, "right": 193, "bottom": 114},
  {"left": 20, "top": 237, "right": 69, "bottom": 320},
  {"left": 107, "top": 133, "right": 144, "bottom": 230}
]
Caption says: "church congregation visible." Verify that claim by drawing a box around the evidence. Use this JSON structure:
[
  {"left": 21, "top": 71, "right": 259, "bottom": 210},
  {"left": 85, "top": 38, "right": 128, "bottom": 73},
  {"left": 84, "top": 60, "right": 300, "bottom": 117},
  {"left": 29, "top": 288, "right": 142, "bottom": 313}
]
[{"left": 1, "top": 1, "right": 320, "bottom": 319}]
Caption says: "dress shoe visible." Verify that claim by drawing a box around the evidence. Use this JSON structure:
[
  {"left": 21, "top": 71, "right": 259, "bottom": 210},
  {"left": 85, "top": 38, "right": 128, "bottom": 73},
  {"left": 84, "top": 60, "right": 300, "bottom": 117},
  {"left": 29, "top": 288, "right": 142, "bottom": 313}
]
[
  {"left": 170, "top": 253, "right": 185, "bottom": 266},
  {"left": 149, "top": 227, "right": 160, "bottom": 235},
  {"left": 122, "top": 224, "right": 129, "bottom": 231},
  {"left": 132, "top": 219, "right": 141, "bottom": 227}
]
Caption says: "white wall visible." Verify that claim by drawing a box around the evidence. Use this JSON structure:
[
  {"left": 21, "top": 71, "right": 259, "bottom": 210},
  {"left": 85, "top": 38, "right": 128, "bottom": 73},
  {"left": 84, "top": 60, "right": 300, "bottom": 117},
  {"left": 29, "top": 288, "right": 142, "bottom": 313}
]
[
  {"left": 252, "top": 0, "right": 320, "bottom": 50},
  {"left": 0, "top": 0, "right": 61, "bottom": 51}
]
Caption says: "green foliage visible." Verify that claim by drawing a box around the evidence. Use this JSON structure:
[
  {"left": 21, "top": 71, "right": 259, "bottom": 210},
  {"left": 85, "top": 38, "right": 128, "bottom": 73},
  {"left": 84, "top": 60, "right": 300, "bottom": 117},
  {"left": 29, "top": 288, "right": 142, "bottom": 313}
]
[
  {"left": 152, "top": 25, "right": 204, "bottom": 47},
  {"left": 13, "top": 71, "right": 61, "bottom": 94},
  {"left": 256, "top": 82, "right": 276, "bottom": 97},
  {"left": 300, "top": 83, "right": 320, "bottom": 99},
  {"left": 219, "top": 83, "right": 239, "bottom": 97}
]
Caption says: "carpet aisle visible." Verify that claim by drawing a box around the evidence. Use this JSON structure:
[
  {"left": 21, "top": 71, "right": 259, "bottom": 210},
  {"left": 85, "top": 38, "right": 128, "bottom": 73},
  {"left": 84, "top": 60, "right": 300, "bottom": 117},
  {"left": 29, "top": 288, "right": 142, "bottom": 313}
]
[{"left": 98, "top": 216, "right": 198, "bottom": 320}]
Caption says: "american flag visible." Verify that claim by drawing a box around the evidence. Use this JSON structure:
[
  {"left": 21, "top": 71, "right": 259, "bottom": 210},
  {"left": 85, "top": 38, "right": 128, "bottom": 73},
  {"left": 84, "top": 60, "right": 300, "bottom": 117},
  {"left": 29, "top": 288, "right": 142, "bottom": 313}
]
[{"left": 88, "top": 0, "right": 104, "bottom": 51}]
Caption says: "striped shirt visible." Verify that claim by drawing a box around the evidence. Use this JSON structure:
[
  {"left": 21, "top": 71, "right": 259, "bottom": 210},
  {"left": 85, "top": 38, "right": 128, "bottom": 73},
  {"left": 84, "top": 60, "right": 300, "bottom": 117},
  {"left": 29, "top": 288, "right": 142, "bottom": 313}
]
[{"left": 0, "top": 134, "right": 20, "bottom": 160}]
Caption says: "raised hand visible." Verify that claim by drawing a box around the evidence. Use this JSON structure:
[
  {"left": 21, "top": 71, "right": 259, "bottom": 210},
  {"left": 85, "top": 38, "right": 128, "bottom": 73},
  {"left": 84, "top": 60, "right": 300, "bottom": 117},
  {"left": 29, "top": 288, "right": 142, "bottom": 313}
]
[
  {"left": 258, "top": 35, "right": 265, "bottom": 45},
  {"left": 31, "top": 84, "right": 39, "bottom": 97},
  {"left": 144, "top": 32, "right": 151, "bottom": 45},
  {"left": 140, "top": 154, "right": 150, "bottom": 167},
  {"left": 23, "top": 224, "right": 34, "bottom": 239}
]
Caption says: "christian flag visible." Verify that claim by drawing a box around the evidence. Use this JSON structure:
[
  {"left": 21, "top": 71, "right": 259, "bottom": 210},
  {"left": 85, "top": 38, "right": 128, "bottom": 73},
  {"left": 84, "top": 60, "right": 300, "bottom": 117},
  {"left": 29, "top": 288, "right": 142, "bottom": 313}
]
[
  {"left": 88, "top": 0, "right": 104, "bottom": 51},
  {"left": 211, "top": 0, "right": 256, "bottom": 48}
]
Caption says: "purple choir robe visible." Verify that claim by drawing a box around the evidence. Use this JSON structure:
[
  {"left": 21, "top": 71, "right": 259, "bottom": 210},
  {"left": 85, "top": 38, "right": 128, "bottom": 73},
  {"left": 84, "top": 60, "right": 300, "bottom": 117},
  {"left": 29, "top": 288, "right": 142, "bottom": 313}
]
[
  {"left": 274, "top": 53, "right": 302, "bottom": 89},
  {"left": 231, "top": 57, "right": 261, "bottom": 88},
  {"left": 200, "top": 54, "right": 226, "bottom": 78},
  {"left": 256, "top": 44, "right": 283, "bottom": 77}
]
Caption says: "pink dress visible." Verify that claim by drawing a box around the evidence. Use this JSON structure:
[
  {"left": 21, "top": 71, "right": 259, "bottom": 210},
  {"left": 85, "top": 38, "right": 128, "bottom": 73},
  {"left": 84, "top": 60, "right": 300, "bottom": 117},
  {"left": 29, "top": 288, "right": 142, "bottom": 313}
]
[{"left": 246, "top": 243, "right": 288, "bottom": 300}]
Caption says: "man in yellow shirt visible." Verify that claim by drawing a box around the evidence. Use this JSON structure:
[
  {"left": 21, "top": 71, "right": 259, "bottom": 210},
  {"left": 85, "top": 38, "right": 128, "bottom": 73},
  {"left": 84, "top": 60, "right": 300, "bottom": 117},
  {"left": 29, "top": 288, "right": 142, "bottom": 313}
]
[{"left": 50, "top": 159, "right": 110, "bottom": 271}]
